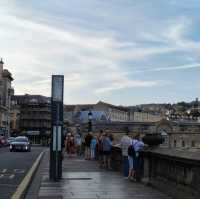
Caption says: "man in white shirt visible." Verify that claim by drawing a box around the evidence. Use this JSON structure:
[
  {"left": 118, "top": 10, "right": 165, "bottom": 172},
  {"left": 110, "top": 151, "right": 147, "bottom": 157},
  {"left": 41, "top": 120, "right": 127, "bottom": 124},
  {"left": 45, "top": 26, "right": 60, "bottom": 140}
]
[{"left": 120, "top": 132, "right": 132, "bottom": 178}]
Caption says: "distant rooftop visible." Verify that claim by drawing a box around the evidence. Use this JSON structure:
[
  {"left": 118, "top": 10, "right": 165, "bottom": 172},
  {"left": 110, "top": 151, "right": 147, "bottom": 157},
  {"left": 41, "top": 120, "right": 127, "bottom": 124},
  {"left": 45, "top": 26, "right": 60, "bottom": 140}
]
[{"left": 12, "top": 94, "right": 51, "bottom": 105}]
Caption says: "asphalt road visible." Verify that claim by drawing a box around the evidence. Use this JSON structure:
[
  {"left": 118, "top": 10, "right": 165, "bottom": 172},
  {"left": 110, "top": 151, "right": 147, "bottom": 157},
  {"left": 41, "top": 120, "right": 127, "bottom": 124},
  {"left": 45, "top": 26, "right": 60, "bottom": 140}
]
[{"left": 0, "top": 146, "right": 45, "bottom": 199}]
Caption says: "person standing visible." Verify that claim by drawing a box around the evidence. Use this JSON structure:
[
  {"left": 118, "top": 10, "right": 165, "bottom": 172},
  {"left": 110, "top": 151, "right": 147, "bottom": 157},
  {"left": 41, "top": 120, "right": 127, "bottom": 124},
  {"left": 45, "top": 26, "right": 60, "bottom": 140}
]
[
  {"left": 84, "top": 132, "right": 93, "bottom": 160},
  {"left": 129, "top": 134, "right": 144, "bottom": 181},
  {"left": 69, "top": 134, "right": 75, "bottom": 156},
  {"left": 75, "top": 133, "right": 82, "bottom": 156},
  {"left": 90, "top": 136, "right": 97, "bottom": 160},
  {"left": 97, "top": 130, "right": 104, "bottom": 167},
  {"left": 65, "top": 133, "right": 71, "bottom": 154},
  {"left": 120, "top": 132, "right": 132, "bottom": 178},
  {"left": 102, "top": 133, "right": 112, "bottom": 169}
]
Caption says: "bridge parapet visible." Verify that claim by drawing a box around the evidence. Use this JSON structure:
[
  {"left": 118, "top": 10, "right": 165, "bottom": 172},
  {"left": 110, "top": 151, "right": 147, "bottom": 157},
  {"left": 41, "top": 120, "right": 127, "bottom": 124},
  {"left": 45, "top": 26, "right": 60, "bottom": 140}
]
[{"left": 111, "top": 145, "right": 200, "bottom": 199}]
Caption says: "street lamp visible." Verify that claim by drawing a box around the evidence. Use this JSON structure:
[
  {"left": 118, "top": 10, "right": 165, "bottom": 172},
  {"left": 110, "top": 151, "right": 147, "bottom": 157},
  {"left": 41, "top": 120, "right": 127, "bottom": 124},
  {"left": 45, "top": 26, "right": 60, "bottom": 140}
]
[{"left": 88, "top": 111, "right": 93, "bottom": 132}]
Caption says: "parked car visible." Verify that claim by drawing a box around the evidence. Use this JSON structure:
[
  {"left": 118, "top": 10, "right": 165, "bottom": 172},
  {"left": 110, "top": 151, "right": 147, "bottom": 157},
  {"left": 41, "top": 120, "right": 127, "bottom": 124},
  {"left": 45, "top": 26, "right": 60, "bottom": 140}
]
[
  {"left": 10, "top": 136, "right": 31, "bottom": 152},
  {"left": 0, "top": 136, "right": 8, "bottom": 147}
]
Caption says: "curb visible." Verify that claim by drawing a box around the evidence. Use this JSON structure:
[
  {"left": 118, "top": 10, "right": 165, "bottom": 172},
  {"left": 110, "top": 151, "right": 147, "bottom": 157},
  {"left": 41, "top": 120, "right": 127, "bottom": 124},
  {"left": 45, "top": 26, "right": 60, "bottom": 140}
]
[{"left": 11, "top": 151, "right": 45, "bottom": 199}]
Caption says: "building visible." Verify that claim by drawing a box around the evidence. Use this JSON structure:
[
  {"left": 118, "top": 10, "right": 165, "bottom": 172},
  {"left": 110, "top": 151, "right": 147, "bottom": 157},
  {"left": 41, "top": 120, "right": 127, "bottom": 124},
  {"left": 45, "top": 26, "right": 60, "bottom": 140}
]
[
  {"left": 10, "top": 104, "right": 20, "bottom": 135},
  {"left": 64, "top": 101, "right": 130, "bottom": 125},
  {"left": 11, "top": 94, "right": 51, "bottom": 144},
  {"left": 0, "top": 59, "right": 14, "bottom": 136},
  {"left": 132, "top": 111, "right": 162, "bottom": 122},
  {"left": 95, "top": 101, "right": 129, "bottom": 122},
  {"left": 154, "top": 119, "right": 200, "bottom": 149}
]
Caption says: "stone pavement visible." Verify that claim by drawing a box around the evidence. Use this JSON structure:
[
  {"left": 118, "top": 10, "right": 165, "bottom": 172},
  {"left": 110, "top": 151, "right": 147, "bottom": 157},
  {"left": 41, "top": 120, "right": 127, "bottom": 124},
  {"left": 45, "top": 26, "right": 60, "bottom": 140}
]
[{"left": 37, "top": 154, "right": 170, "bottom": 199}]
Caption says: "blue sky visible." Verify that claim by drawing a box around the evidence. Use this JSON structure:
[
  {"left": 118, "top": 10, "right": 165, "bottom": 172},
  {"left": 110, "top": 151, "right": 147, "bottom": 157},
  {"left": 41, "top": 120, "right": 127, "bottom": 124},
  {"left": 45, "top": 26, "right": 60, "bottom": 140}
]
[{"left": 0, "top": 0, "right": 200, "bottom": 105}]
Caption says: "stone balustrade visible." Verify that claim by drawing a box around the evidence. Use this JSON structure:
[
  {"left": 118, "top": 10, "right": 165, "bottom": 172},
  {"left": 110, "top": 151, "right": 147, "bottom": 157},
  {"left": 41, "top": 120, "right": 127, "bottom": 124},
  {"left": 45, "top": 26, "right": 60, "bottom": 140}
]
[{"left": 110, "top": 145, "right": 200, "bottom": 199}]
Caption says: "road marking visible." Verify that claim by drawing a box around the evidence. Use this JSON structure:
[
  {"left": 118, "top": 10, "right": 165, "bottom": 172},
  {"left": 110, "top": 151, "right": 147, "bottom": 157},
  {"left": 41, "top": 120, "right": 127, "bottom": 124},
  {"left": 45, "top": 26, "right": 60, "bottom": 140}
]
[
  {"left": 0, "top": 169, "right": 26, "bottom": 180},
  {"left": 0, "top": 174, "right": 16, "bottom": 179},
  {"left": 0, "top": 183, "right": 18, "bottom": 187},
  {"left": 0, "top": 169, "right": 7, "bottom": 173},
  {"left": 14, "top": 169, "right": 25, "bottom": 174},
  {"left": 11, "top": 151, "right": 45, "bottom": 199},
  {"left": 9, "top": 174, "right": 15, "bottom": 179}
]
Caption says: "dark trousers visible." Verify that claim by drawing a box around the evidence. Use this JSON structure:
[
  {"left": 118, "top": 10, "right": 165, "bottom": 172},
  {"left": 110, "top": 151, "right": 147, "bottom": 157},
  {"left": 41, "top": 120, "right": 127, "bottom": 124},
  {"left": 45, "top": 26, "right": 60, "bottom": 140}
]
[{"left": 122, "top": 156, "right": 129, "bottom": 177}]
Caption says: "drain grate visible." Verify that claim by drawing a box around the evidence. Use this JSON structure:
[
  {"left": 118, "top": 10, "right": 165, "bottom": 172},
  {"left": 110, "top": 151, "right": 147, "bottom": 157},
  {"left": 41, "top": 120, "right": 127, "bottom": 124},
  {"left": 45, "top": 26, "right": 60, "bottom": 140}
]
[{"left": 65, "top": 178, "right": 92, "bottom": 180}]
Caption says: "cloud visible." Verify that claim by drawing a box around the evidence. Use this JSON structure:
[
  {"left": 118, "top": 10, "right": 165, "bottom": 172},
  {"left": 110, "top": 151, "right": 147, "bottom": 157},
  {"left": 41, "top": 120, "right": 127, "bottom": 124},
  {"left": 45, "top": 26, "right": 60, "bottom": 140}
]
[
  {"left": 95, "top": 79, "right": 159, "bottom": 94},
  {"left": 135, "top": 63, "right": 200, "bottom": 73},
  {"left": 0, "top": 13, "right": 168, "bottom": 95},
  {"left": 1, "top": 0, "right": 200, "bottom": 104}
]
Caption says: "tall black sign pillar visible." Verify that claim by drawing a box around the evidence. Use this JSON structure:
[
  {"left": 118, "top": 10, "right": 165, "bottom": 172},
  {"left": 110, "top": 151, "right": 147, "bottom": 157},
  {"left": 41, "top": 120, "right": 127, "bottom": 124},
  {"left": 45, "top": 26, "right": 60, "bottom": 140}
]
[{"left": 50, "top": 75, "right": 64, "bottom": 181}]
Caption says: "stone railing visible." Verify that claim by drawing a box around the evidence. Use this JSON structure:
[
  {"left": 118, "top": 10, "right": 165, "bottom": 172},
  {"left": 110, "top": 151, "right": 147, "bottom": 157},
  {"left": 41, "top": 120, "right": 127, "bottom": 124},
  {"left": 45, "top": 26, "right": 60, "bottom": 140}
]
[{"left": 111, "top": 145, "right": 200, "bottom": 199}]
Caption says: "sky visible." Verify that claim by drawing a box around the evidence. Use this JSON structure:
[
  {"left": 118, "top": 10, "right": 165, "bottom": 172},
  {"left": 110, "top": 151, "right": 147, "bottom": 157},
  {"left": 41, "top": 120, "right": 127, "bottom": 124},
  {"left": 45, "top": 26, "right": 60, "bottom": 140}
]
[{"left": 0, "top": 0, "right": 200, "bottom": 105}]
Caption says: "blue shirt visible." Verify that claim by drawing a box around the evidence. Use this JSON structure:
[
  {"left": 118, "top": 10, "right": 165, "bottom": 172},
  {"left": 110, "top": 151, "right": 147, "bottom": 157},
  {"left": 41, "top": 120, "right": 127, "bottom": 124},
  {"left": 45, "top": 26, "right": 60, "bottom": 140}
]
[
  {"left": 132, "top": 139, "right": 144, "bottom": 152},
  {"left": 90, "top": 138, "right": 97, "bottom": 149},
  {"left": 102, "top": 137, "right": 112, "bottom": 151}
]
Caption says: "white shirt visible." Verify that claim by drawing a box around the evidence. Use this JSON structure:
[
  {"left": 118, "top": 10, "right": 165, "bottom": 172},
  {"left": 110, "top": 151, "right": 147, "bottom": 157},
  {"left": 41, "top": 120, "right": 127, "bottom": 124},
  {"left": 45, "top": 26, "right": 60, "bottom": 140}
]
[{"left": 120, "top": 135, "right": 132, "bottom": 156}]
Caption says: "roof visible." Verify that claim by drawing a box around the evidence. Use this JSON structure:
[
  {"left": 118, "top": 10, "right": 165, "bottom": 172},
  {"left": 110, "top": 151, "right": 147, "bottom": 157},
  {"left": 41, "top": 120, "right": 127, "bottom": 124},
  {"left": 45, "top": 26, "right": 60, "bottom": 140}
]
[
  {"left": 96, "top": 101, "right": 129, "bottom": 111},
  {"left": 2, "top": 69, "right": 14, "bottom": 81},
  {"left": 64, "top": 104, "right": 95, "bottom": 112},
  {"left": 12, "top": 94, "right": 51, "bottom": 105}
]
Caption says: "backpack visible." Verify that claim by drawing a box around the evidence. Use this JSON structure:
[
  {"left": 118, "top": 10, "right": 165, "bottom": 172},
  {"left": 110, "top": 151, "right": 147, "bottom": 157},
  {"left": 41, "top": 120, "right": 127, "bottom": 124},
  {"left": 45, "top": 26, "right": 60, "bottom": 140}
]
[{"left": 128, "top": 144, "right": 135, "bottom": 157}]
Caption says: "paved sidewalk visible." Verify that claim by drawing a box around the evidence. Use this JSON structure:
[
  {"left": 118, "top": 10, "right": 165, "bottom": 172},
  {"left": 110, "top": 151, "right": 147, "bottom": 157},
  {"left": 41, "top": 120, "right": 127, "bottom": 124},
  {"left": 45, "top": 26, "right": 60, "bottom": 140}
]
[{"left": 37, "top": 153, "right": 170, "bottom": 199}]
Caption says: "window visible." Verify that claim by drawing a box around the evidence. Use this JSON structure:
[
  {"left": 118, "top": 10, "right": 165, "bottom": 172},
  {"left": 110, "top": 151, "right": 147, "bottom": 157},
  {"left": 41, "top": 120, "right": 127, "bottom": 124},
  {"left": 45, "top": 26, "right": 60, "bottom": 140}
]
[
  {"left": 174, "top": 140, "right": 176, "bottom": 147},
  {"left": 191, "top": 141, "right": 195, "bottom": 148},
  {"left": 182, "top": 140, "right": 185, "bottom": 147}
]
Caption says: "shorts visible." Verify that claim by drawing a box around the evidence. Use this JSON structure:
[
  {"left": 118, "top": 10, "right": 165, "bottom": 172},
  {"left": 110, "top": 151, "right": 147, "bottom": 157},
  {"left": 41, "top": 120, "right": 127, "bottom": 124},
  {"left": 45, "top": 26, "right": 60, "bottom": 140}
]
[
  {"left": 128, "top": 156, "right": 133, "bottom": 169},
  {"left": 133, "top": 156, "right": 139, "bottom": 170}
]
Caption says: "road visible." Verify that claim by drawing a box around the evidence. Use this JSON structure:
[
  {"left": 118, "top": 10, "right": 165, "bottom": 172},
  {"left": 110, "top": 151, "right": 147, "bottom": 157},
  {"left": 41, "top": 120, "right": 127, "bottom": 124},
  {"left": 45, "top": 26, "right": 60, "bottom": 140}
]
[{"left": 0, "top": 146, "right": 45, "bottom": 199}]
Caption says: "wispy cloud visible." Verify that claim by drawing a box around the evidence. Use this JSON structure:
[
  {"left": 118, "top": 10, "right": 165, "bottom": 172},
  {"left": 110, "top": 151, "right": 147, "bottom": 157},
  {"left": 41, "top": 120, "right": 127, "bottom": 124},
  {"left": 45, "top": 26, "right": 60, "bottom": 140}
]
[
  {"left": 135, "top": 63, "right": 200, "bottom": 73},
  {"left": 95, "top": 79, "right": 159, "bottom": 94},
  {"left": 0, "top": 0, "right": 200, "bottom": 104}
]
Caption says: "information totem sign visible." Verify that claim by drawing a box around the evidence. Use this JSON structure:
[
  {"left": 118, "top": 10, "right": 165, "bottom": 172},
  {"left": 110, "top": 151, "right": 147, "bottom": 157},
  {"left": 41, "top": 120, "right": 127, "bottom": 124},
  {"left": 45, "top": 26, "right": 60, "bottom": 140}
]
[{"left": 50, "top": 75, "right": 64, "bottom": 181}]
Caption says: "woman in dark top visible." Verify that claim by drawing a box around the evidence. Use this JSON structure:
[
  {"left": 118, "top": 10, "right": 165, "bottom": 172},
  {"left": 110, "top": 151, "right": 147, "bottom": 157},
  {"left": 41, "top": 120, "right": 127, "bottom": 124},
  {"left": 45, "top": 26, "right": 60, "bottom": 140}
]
[{"left": 84, "top": 133, "right": 93, "bottom": 160}]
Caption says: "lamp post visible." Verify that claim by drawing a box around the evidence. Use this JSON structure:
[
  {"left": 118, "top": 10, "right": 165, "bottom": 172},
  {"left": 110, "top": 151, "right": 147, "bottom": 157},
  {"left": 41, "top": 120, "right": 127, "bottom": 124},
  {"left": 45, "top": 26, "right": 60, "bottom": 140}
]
[{"left": 88, "top": 111, "right": 93, "bottom": 132}]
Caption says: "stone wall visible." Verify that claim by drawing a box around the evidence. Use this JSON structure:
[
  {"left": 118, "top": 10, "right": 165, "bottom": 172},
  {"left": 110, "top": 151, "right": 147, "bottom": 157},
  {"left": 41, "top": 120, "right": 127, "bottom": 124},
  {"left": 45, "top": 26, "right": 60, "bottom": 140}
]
[
  {"left": 111, "top": 146, "right": 200, "bottom": 199},
  {"left": 142, "top": 148, "right": 200, "bottom": 199},
  {"left": 80, "top": 121, "right": 156, "bottom": 134}
]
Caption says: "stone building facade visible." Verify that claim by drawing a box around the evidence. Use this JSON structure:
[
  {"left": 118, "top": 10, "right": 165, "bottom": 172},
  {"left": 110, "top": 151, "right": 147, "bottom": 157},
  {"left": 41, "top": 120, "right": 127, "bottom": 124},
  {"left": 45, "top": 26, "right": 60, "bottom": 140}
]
[
  {"left": 10, "top": 104, "right": 20, "bottom": 134},
  {"left": 0, "top": 59, "right": 14, "bottom": 136},
  {"left": 133, "top": 111, "right": 162, "bottom": 122},
  {"left": 11, "top": 94, "right": 51, "bottom": 144},
  {"left": 94, "top": 101, "right": 129, "bottom": 122},
  {"left": 155, "top": 119, "right": 200, "bottom": 149},
  {"left": 64, "top": 101, "right": 162, "bottom": 125}
]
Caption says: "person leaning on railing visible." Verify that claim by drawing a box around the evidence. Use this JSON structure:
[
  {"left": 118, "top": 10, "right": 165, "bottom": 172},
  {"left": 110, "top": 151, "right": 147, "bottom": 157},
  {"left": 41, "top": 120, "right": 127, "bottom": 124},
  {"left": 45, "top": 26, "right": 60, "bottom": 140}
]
[{"left": 131, "top": 133, "right": 144, "bottom": 181}]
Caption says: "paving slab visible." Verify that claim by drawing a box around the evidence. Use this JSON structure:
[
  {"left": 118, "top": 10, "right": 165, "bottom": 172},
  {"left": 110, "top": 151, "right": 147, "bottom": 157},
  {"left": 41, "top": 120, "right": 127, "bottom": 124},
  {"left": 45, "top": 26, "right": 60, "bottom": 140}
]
[{"left": 36, "top": 154, "right": 170, "bottom": 199}]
